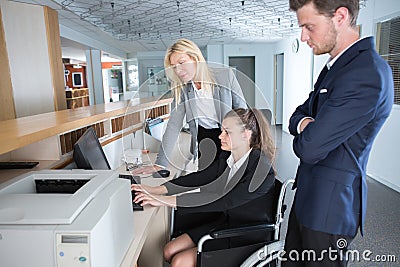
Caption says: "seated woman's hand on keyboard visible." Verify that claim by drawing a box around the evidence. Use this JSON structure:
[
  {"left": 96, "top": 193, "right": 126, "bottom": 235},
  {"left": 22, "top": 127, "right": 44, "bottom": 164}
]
[
  {"left": 131, "top": 184, "right": 167, "bottom": 195},
  {"left": 133, "top": 191, "right": 176, "bottom": 208}
]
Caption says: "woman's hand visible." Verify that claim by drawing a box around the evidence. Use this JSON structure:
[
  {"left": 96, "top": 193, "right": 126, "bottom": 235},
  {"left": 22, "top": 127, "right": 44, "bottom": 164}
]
[
  {"left": 130, "top": 165, "right": 162, "bottom": 175},
  {"left": 134, "top": 191, "right": 176, "bottom": 208},
  {"left": 131, "top": 184, "right": 168, "bottom": 195}
]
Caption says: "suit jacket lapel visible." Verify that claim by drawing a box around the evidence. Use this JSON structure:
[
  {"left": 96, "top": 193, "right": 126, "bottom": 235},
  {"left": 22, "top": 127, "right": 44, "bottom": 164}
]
[
  {"left": 311, "top": 65, "right": 329, "bottom": 116},
  {"left": 309, "top": 38, "right": 372, "bottom": 117},
  {"left": 223, "top": 155, "right": 250, "bottom": 193},
  {"left": 219, "top": 165, "right": 232, "bottom": 192},
  {"left": 330, "top": 37, "right": 371, "bottom": 73},
  {"left": 219, "top": 150, "right": 266, "bottom": 194},
  {"left": 314, "top": 65, "right": 329, "bottom": 90}
]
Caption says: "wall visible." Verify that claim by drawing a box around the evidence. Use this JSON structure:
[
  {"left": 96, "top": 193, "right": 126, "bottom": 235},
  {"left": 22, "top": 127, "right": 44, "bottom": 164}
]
[
  {"left": 367, "top": 108, "right": 400, "bottom": 191},
  {"left": 357, "top": 0, "right": 400, "bottom": 191},
  {"left": 137, "top": 51, "right": 165, "bottom": 87},
  {"left": 1, "top": 0, "right": 56, "bottom": 117},
  {"left": 135, "top": 51, "right": 165, "bottom": 98},
  {"left": 274, "top": 39, "right": 314, "bottom": 131},
  {"left": 207, "top": 40, "right": 313, "bottom": 128},
  {"left": 207, "top": 43, "right": 275, "bottom": 112}
]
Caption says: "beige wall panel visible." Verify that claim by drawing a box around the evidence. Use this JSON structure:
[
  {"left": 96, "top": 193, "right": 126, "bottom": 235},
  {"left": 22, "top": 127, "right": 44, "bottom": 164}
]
[
  {"left": 0, "top": 7, "right": 16, "bottom": 120},
  {"left": 2, "top": 1, "right": 55, "bottom": 117}
]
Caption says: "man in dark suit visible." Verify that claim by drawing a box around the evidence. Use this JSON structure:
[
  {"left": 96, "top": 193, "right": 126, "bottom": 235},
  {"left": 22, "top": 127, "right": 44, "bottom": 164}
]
[{"left": 284, "top": 0, "right": 394, "bottom": 266}]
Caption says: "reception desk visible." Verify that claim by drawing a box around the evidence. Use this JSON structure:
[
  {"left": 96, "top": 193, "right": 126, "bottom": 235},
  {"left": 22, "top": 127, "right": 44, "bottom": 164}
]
[
  {"left": 0, "top": 96, "right": 172, "bottom": 183},
  {"left": 0, "top": 97, "right": 174, "bottom": 266}
]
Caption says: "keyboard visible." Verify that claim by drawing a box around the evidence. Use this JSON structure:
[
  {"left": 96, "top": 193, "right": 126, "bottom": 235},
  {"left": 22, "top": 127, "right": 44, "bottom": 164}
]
[
  {"left": 119, "top": 174, "right": 144, "bottom": 211},
  {"left": 0, "top": 161, "right": 39, "bottom": 169}
]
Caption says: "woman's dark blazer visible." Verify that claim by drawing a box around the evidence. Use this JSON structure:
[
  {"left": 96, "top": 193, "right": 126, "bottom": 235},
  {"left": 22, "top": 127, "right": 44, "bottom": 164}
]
[{"left": 164, "top": 149, "right": 275, "bottom": 243}]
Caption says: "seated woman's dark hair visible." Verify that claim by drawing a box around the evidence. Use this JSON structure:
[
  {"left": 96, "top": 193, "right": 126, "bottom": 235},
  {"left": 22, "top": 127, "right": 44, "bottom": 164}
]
[{"left": 224, "top": 108, "right": 276, "bottom": 165}]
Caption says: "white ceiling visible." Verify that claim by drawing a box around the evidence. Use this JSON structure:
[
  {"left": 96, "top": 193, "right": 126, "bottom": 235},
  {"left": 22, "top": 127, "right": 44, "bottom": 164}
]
[
  {"left": 14, "top": 0, "right": 303, "bottom": 61},
  {"left": 14, "top": 0, "right": 368, "bottom": 61},
  {"left": 54, "top": 0, "right": 300, "bottom": 44}
]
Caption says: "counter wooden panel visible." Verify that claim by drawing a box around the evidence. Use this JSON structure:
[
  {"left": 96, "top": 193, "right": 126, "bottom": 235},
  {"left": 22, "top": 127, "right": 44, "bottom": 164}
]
[
  {"left": 44, "top": 6, "right": 66, "bottom": 111},
  {"left": 0, "top": 96, "right": 172, "bottom": 156},
  {"left": 0, "top": 8, "right": 16, "bottom": 121}
]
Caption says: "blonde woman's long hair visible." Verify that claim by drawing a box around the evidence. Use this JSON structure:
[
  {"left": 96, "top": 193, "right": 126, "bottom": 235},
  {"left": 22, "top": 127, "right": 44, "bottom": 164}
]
[{"left": 164, "top": 39, "right": 215, "bottom": 102}]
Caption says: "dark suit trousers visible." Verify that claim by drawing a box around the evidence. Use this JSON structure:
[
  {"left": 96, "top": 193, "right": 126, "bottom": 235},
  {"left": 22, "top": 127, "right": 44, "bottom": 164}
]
[{"left": 282, "top": 208, "right": 355, "bottom": 267}]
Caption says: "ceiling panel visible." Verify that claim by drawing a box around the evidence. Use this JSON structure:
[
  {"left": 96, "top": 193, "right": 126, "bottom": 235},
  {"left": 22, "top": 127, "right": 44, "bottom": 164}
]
[
  {"left": 15, "top": 0, "right": 368, "bottom": 59},
  {"left": 53, "top": 0, "right": 300, "bottom": 42}
]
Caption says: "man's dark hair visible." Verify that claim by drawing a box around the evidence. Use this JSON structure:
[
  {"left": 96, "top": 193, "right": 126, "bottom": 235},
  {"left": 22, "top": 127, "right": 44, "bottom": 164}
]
[{"left": 289, "top": 0, "right": 359, "bottom": 27}]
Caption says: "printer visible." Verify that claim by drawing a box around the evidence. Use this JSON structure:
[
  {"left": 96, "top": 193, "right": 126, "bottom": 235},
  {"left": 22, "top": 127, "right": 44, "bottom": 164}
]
[{"left": 0, "top": 170, "right": 134, "bottom": 267}]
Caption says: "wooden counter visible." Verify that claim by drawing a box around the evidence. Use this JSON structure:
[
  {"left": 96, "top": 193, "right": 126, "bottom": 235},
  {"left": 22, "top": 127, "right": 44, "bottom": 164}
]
[
  {"left": 0, "top": 96, "right": 172, "bottom": 156},
  {"left": 0, "top": 99, "right": 175, "bottom": 267}
]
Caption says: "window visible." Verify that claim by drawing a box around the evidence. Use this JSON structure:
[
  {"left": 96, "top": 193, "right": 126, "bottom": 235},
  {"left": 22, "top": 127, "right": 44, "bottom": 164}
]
[{"left": 376, "top": 16, "right": 400, "bottom": 105}]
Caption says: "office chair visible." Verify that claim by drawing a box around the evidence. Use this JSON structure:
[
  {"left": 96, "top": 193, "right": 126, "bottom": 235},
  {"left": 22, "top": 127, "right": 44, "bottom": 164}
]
[{"left": 259, "top": 109, "right": 272, "bottom": 124}]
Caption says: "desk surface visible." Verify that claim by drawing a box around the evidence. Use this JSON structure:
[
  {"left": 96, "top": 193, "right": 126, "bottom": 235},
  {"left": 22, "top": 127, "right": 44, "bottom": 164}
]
[
  {"left": 120, "top": 153, "right": 177, "bottom": 267},
  {"left": 120, "top": 178, "right": 167, "bottom": 267}
]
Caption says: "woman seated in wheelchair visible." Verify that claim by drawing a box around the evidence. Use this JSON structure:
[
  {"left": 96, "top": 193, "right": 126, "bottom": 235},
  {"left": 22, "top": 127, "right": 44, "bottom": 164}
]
[{"left": 133, "top": 108, "right": 276, "bottom": 267}]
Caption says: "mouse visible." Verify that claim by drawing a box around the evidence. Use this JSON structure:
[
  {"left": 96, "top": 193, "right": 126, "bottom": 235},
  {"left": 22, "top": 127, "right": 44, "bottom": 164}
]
[{"left": 152, "top": 169, "right": 170, "bottom": 178}]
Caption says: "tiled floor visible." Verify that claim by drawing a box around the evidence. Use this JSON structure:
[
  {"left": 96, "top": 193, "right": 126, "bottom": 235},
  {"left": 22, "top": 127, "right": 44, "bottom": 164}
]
[{"left": 273, "top": 125, "right": 400, "bottom": 267}]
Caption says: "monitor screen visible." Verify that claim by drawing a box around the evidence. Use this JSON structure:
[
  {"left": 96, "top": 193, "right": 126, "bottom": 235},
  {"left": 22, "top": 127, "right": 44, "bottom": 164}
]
[{"left": 73, "top": 127, "right": 111, "bottom": 170}]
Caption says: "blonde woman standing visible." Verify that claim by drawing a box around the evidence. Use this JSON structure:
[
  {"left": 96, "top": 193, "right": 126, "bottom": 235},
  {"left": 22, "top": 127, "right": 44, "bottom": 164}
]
[{"left": 134, "top": 39, "right": 246, "bottom": 174}]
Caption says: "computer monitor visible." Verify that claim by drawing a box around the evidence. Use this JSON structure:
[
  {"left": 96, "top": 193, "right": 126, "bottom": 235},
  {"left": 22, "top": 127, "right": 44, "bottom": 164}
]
[{"left": 73, "top": 127, "right": 111, "bottom": 170}]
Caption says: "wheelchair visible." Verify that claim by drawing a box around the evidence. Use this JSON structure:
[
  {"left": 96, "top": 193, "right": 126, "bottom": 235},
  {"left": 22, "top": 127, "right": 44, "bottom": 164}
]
[{"left": 170, "top": 178, "right": 295, "bottom": 267}]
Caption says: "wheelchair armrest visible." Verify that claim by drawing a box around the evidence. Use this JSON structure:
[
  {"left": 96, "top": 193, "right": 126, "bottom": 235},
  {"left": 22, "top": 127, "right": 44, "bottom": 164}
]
[{"left": 209, "top": 223, "right": 276, "bottom": 239}]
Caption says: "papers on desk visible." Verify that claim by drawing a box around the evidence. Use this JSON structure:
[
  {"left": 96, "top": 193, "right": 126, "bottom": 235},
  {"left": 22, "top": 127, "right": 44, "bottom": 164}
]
[
  {"left": 145, "top": 117, "right": 167, "bottom": 141},
  {"left": 149, "top": 122, "right": 165, "bottom": 141}
]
